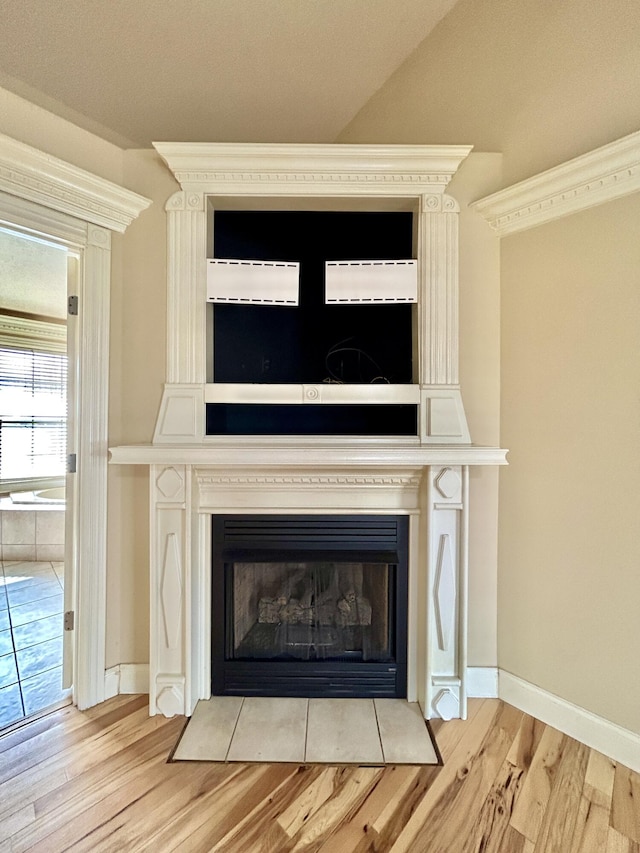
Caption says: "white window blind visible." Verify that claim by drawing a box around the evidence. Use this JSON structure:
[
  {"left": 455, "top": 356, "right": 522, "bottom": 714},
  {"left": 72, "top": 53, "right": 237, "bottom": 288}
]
[{"left": 0, "top": 346, "right": 67, "bottom": 481}]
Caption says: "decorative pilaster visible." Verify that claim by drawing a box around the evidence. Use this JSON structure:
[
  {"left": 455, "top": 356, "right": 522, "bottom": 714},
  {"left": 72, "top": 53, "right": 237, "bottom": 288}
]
[
  {"left": 419, "top": 193, "right": 459, "bottom": 386},
  {"left": 150, "top": 464, "right": 191, "bottom": 715},
  {"left": 153, "top": 191, "right": 207, "bottom": 443},
  {"left": 418, "top": 194, "right": 470, "bottom": 443},
  {"left": 424, "top": 465, "right": 469, "bottom": 719},
  {"left": 165, "top": 191, "right": 207, "bottom": 385}
]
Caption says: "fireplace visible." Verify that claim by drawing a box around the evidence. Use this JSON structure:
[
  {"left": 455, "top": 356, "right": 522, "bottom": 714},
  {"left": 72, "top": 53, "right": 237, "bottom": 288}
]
[
  {"left": 211, "top": 515, "right": 408, "bottom": 697},
  {"left": 109, "top": 142, "right": 508, "bottom": 720}
]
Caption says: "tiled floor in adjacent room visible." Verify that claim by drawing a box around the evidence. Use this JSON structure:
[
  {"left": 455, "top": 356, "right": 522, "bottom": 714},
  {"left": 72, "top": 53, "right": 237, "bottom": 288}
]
[{"left": 0, "top": 560, "right": 70, "bottom": 729}]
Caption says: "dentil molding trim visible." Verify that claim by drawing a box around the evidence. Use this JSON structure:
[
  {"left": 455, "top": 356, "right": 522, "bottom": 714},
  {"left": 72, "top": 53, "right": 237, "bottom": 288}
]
[
  {"left": 0, "top": 313, "right": 67, "bottom": 354},
  {"left": 0, "top": 132, "right": 151, "bottom": 232},
  {"left": 471, "top": 129, "right": 640, "bottom": 235},
  {"left": 152, "top": 142, "right": 473, "bottom": 196}
]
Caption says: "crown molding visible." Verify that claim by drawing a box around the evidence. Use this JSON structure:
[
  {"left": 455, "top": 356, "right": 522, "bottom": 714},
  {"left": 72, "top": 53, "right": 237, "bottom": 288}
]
[
  {"left": 0, "top": 133, "right": 151, "bottom": 232},
  {"left": 471, "top": 129, "right": 640, "bottom": 235},
  {"left": 0, "top": 313, "right": 66, "bottom": 353},
  {"left": 152, "top": 142, "right": 473, "bottom": 196}
]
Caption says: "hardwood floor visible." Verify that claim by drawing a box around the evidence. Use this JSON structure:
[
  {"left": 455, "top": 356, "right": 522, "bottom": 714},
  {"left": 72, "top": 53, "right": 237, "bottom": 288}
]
[{"left": 1, "top": 695, "right": 638, "bottom": 852}]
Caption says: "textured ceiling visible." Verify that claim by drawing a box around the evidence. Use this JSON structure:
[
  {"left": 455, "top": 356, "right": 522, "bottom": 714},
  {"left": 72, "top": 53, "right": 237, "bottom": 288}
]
[
  {"left": 0, "top": 0, "right": 457, "bottom": 148},
  {"left": 0, "top": 229, "right": 68, "bottom": 319}
]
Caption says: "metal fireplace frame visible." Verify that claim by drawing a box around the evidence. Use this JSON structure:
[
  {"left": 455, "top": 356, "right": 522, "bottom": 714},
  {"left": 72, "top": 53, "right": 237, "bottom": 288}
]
[{"left": 211, "top": 514, "right": 408, "bottom": 698}]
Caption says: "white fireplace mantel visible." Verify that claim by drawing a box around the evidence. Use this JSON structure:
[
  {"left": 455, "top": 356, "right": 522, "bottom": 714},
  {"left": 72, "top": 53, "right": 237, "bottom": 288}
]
[{"left": 110, "top": 142, "right": 506, "bottom": 721}]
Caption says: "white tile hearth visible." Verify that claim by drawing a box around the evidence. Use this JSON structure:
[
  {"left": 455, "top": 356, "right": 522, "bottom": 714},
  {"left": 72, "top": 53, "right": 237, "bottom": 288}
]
[
  {"left": 172, "top": 697, "right": 439, "bottom": 765},
  {"left": 306, "top": 697, "right": 383, "bottom": 764},
  {"left": 375, "top": 698, "right": 441, "bottom": 764},
  {"left": 173, "top": 695, "right": 244, "bottom": 761},
  {"left": 227, "top": 696, "right": 308, "bottom": 763}
]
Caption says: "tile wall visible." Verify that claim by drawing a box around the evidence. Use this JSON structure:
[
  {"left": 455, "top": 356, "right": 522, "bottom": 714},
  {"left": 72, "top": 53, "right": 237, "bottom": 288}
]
[{"left": 0, "top": 507, "right": 65, "bottom": 562}]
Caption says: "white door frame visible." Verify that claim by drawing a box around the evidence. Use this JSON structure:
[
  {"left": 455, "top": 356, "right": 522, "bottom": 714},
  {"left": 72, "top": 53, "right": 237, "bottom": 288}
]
[{"left": 0, "top": 133, "right": 150, "bottom": 709}]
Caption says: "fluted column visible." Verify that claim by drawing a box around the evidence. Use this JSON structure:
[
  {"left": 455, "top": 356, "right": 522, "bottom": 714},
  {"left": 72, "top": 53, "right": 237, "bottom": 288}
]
[
  {"left": 153, "top": 191, "right": 207, "bottom": 442},
  {"left": 417, "top": 194, "right": 470, "bottom": 443}
]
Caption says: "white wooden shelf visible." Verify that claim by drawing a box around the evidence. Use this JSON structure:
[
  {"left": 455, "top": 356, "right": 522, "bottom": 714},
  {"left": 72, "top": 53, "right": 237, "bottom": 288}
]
[{"left": 204, "top": 382, "right": 420, "bottom": 405}]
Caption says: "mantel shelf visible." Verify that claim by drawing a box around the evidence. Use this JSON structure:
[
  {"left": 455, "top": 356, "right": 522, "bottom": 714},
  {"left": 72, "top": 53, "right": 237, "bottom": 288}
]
[{"left": 109, "top": 441, "right": 508, "bottom": 468}]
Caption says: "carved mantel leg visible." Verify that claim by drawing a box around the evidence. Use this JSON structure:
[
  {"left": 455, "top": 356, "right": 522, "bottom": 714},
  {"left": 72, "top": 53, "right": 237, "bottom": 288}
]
[
  {"left": 425, "top": 465, "right": 469, "bottom": 719},
  {"left": 150, "top": 463, "right": 190, "bottom": 716}
]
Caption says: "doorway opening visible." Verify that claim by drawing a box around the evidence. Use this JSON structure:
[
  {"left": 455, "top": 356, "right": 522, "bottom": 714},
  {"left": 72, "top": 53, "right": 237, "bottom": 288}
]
[{"left": 0, "top": 226, "right": 73, "bottom": 729}]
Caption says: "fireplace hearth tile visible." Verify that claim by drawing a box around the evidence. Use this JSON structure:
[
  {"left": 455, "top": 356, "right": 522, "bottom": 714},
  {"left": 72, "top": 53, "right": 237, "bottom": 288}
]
[
  {"left": 306, "top": 698, "right": 383, "bottom": 764},
  {"left": 172, "top": 695, "right": 243, "bottom": 761},
  {"left": 226, "top": 696, "right": 307, "bottom": 763},
  {"left": 375, "top": 699, "right": 437, "bottom": 764},
  {"left": 172, "top": 696, "right": 439, "bottom": 765}
]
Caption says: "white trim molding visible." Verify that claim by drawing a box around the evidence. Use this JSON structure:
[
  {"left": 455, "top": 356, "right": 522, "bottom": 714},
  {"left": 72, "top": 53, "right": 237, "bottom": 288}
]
[
  {"left": 153, "top": 142, "right": 473, "bottom": 196},
  {"left": 499, "top": 670, "right": 640, "bottom": 774},
  {"left": 0, "top": 313, "right": 67, "bottom": 353},
  {"left": 0, "top": 132, "right": 151, "bottom": 233},
  {"left": 467, "top": 667, "right": 499, "bottom": 698},
  {"left": 104, "top": 666, "right": 120, "bottom": 701},
  {"left": 471, "top": 129, "right": 640, "bottom": 235},
  {"left": 104, "top": 664, "right": 150, "bottom": 698}
]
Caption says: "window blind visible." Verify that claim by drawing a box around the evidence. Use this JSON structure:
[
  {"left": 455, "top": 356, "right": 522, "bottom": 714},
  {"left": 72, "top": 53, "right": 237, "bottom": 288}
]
[{"left": 0, "top": 346, "right": 67, "bottom": 481}]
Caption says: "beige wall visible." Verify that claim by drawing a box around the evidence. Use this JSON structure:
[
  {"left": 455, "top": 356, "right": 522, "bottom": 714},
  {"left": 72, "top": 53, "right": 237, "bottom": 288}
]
[
  {"left": 499, "top": 196, "right": 640, "bottom": 732},
  {"left": 449, "top": 154, "right": 502, "bottom": 666},
  {"left": 105, "top": 150, "right": 178, "bottom": 667},
  {"left": 340, "top": 0, "right": 640, "bottom": 731}
]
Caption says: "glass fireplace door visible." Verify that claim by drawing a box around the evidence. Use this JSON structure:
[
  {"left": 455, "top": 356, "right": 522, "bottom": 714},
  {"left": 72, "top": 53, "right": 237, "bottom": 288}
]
[
  {"left": 228, "top": 561, "right": 395, "bottom": 663},
  {"left": 212, "top": 515, "right": 408, "bottom": 698}
]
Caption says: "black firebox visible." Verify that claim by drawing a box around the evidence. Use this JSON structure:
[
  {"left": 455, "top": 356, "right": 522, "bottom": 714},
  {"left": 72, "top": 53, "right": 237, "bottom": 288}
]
[{"left": 211, "top": 515, "right": 408, "bottom": 698}]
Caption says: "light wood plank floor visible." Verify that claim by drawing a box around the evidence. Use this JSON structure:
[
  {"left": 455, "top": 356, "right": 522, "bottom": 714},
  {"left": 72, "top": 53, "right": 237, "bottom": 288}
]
[{"left": 1, "top": 694, "right": 638, "bottom": 852}]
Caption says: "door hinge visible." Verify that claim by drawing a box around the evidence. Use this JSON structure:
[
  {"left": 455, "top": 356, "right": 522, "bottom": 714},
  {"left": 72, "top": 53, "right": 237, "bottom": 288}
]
[
  {"left": 68, "top": 295, "right": 79, "bottom": 316},
  {"left": 67, "top": 453, "right": 77, "bottom": 474},
  {"left": 64, "top": 611, "right": 75, "bottom": 631}
]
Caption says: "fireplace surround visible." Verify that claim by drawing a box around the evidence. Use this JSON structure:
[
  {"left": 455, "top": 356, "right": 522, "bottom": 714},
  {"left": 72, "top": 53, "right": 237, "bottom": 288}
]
[{"left": 109, "top": 142, "right": 507, "bottom": 720}]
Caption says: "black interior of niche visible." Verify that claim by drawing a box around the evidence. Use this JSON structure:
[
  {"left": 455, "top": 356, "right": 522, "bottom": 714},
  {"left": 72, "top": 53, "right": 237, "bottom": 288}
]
[
  {"left": 212, "top": 211, "right": 414, "bottom": 385},
  {"left": 206, "top": 403, "right": 418, "bottom": 436}
]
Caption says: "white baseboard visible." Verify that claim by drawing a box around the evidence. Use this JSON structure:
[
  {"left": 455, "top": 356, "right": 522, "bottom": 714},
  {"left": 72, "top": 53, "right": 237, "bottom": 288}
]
[
  {"left": 103, "top": 664, "right": 149, "bottom": 698},
  {"left": 467, "top": 667, "right": 499, "bottom": 698},
  {"left": 120, "top": 663, "right": 149, "bottom": 694},
  {"left": 104, "top": 666, "right": 120, "bottom": 700},
  {"left": 499, "top": 670, "right": 640, "bottom": 774}
]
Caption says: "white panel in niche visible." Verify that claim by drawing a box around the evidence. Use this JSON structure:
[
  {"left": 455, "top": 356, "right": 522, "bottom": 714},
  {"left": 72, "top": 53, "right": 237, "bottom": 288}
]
[
  {"left": 325, "top": 260, "right": 417, "bottom": 304},
  {"left": 207, "top": 258, "right": 299, "bottom": 305}
]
